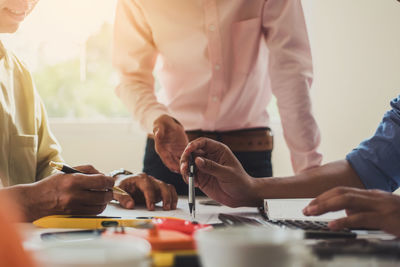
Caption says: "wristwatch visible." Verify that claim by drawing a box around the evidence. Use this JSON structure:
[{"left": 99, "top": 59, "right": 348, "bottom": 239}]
[{"left": 108, "top": 168, "right": 133, "bottom": 178}]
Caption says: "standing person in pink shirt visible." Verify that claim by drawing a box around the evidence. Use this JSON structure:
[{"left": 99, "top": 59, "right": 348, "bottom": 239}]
[{"left": 113, "top": 0, "right": 322, "bottom": 195}]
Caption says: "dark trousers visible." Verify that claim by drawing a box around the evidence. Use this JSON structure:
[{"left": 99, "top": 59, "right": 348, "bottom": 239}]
[{"left": 143, "top": 138, "right": 273, "bottom": 195}]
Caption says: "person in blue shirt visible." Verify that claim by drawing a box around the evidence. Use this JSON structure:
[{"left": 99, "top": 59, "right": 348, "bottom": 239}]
[{"left": 180, "top": 96, "right": 400, "bottom": 237}]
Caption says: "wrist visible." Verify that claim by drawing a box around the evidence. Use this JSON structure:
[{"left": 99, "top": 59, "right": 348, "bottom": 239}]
[
  {"left": 153, "top": 115, "right": 182, "bottom": 130},
  {"left": 5, "top": 184, "right": 40, "bottom": 222},
  {"left": 249, "top": 178, "right": 273, "bottom": 206},
  {"left": 246, "top": 178, "right": 263, "bottom": 207}
]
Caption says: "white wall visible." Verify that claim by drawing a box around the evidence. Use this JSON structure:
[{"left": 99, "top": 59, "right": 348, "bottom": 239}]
[
  {"left": 51, "top": 0, "right": 400, "bottom": 177},
  {"left": 272, "top": 0, "right": 400, "bottom": 176}
]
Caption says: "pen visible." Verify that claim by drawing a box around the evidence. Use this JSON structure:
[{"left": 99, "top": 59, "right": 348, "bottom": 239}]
[
  {"left": 188, "top": 154, "right": 196, "bottom": 220},
  {"left": 49, "top": 161, "right": 129, "bottom": 196}
]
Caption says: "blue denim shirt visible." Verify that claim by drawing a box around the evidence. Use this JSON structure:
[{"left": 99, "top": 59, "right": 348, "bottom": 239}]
[{"left": 346, "top": 96, "right": 400, "bottom": 192}]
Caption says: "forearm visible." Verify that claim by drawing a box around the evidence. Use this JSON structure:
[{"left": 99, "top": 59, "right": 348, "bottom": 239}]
[
  {"left": 252, "top": 160, "right": 365, "bottom": 199},
  {"left": 0, "top": 184, "right": 46, "bottom": 222},
  {"left": 113, "top": 0, "right": 168, "bottom": 133},
  {"left": 0, "top": 185, "right": 38, "bottom": 224}
]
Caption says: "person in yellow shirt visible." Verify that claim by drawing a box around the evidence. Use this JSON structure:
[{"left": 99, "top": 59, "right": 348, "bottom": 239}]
[{"left": 0, "top": 0, "right": 177, "bottom": 222}]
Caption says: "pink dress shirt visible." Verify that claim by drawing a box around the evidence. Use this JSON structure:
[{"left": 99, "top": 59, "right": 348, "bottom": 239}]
[{"left": 113, "top": 0, "right": 322, "bottom": 173}]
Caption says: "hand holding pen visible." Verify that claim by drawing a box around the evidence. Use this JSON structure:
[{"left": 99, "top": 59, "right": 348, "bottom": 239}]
[
  {"left": 20, "top": 164, "right": 115, "bottom": 221},
  {"left": 50, "top": 161, "right": 128, "bottom": 195}
]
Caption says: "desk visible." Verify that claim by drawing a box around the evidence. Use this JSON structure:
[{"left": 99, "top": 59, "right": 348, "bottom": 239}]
[{"left": 21, "top": 197, "right": 400, "bottom": 267}]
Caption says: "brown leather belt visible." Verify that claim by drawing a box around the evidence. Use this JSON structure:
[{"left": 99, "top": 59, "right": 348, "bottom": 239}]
[{"left": 148, "top": 128, "right": 273, "bottom": 152}]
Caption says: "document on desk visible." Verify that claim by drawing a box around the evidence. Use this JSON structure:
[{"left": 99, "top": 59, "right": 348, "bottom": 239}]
[
  {"left": 265, "top": 198, "right": 346, "bottom": 221},
  {"left": 101, "top": 198, "right": 257, "bottom": 224}
]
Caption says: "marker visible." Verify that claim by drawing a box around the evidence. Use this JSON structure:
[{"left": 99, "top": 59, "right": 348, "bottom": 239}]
[
  {"left": 188, "top": 154, "right": 196, "bottom": 220},
  {"left": 49, "top": 161, "right": 129, "bottom": 196}
]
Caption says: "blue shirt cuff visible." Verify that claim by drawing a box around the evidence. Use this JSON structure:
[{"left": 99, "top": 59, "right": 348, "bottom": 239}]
[{"left": 346, "top": 150, "right": 397, "bottom": 192}]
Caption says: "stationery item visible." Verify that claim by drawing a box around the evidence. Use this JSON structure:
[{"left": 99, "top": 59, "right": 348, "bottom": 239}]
[
  {"left": 38, "top": 219, "right": 205, "bottom": 251},
  {"left": 41, "top": 229, "right": 106, "bottom": 241},
  {"left": 152, "top": 217, "right": 210, "bottom": 236},
  {"left": 188, "top": 154, "right": 196, "bottom": 220},
  {"left": 264, "top": 198, "right": 346, "bottom": 221},
  {"left": 33, "top": 215, "right": 152, "bottom": 229},
  {"left": 105, "top": 227, "right": 196, "bottom": 251},
  {"left": 39, "top": 228, "right": 199, "bottom": 266},
  {"left": 49, "top": 161, "right": 129, "bottom": 196}
]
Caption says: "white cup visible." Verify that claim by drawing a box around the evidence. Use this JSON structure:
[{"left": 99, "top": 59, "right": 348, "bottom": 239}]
[
  {"left": 35, "top": 237, "right": 151, "bottom": 267},
  {"left": 195, "top": 226, "right": 312, "bottom": 267}
]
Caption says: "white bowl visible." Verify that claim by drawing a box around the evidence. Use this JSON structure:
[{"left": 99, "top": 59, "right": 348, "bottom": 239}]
[
  {"left": 35, "top": 237, "right": 151, "bottom": 267},
  {"left": 195, "top": 226, "right": 310, "bottom": 267}
]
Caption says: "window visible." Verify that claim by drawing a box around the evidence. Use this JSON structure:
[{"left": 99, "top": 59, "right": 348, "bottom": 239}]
[{"left": 3, "top": 0, "right": 129, "bottom": 118}]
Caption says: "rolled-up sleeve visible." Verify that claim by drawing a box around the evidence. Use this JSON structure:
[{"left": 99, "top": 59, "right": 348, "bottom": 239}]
[
  {"left": 346, "top": 96, "right": 400, "bottom": 192},
  {"left": 113, "top": 0, "right": 168, "bottom": 133},
  {"left": 262, "top": 0, "right": 322, "bottom": 173}
]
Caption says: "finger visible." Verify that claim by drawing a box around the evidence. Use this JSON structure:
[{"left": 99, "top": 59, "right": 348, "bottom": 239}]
[
  {"left": 170, "top": 184, "right": 178, "bottom": 210},
  {"left": 154, "top": 124, "right": 165, "bottom": 140},
  {"left": 66, "top": 190, "right": 113, "bottom": 206},
  {"left": 195, "top": 157, "right": 228, "bottom": 178},
  {"left": 114, "top": 192, "right": 136, "bottom": 209},
  {"left": 73, "top": 165, "right": 101, "bottom": 174},
  {"left": 70, "top": 174, "right": 114, "bottom": 191},
  {"left": 156, "top": 181, "right": 173, "bottom": 210},
  {"left": 180, "top": 138, "right": 212, "bottom": 164},
  {"left": 180, "top": 161, "right": 189, "bottom": 183},
  {"left": 328, "top": 212, "right": 380, "bottom": 230},
  {"left": 303, "top": 193, "right": 377, "bottom": 216},
  {"left": 158, "top": 151, "right": 180, "bottom": 173},
  {"left": 187, "top": 137, "right": 220, "bottom": 151},
  {"left": 308, "top": 186, "right": 371, "bottom": 207},
  {"left": 166, "top": 154, "right": 181, "bottom": 173},
  {"left": 135, "top": 177, "right": 157, "bottom": 211}
]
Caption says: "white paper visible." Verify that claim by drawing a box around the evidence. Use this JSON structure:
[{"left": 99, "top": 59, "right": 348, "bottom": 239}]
[
  {"left": 264, "top": 198, "right": 346, "bottom": 221},
  {"left": 101, "top": 197, "right": 258, "bottom": 224}
]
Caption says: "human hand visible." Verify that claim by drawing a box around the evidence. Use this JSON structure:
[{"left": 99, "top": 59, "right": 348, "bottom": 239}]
[
  {"left": 303, "top": 187, "right": 400, "bottom": 237},
  {"left": 20, "top": 165, "right": 114, "bottom": 221},
  {"left": 113, "top": 173, "right": 178, "bottom": 211},
  {"left": 180, "top": 138, "right": 260, "bottom": 207},
  {"left": 153, "top": 115, "right": 188, "bottom": 173}
]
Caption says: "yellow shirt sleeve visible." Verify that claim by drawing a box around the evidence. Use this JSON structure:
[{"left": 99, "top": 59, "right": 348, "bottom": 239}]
[{"left": 0, "top": 42, "right": 62, "bottom": 186}]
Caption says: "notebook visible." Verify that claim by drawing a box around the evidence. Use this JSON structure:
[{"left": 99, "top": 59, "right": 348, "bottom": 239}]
[{"left": 264, "top": 198, "right": 346, "bottom": 221}]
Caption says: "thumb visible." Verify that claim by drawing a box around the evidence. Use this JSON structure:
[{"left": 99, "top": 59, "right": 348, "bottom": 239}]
[
  {"left": 154, "top": 125, "right": 165, "bottom": 141},
  {"left": 114, "top": 193, "right": 135, "bottom": 210},
  {"left": 195, "top": 157, "right": 227, "bottom": 178}
]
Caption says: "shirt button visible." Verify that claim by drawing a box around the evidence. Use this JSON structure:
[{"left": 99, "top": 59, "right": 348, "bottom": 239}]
[
  {"left": 212, "top": 96, "right": 218, "bottom": 102},
  {"left": 209, "top": 24, "right": 216, "bottom": 32},
  {"left": 215, "top": 64, "right": 221, "bottom": 71}
]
